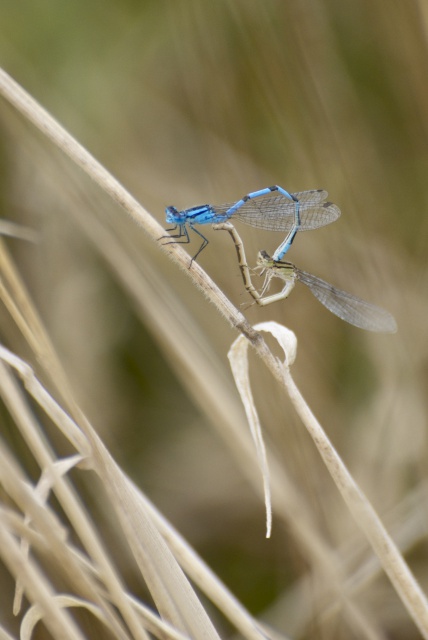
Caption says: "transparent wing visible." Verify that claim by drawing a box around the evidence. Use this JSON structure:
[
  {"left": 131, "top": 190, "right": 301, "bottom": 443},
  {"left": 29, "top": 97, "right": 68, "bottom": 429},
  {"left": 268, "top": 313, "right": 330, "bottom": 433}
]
[
  {"left": 214, "top": 189, "right": 340, "bottom": 232},
  {"left": 214, "top": 191, "right": 296, "bottom": 231},
  {"left": 295, "top": 191, "right": 341, "bottom": 231},
  {"left": 294, "top": 268, "right": 397, "bottom": 333},
  {"left": 290, "top": 189, "right": 328, "bottom": 203}
]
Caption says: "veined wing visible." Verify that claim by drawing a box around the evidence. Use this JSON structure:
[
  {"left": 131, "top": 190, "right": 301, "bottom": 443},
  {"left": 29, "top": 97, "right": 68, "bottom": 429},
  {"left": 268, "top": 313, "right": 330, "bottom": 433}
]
[
  {"left": 219, "top": 189, "right": 339, "bottom": 232},
  {"left": 291, "top": 189, "right": 328, "bottom": 203},
  {"left": 213, "top": 190, "right": 295, "bottom": 231},
  {"left": 293, "top": 190, "right": 341, "bottom": 230},
  {"left": 295, "top": 267, "right": 397, "bottom": 333}
]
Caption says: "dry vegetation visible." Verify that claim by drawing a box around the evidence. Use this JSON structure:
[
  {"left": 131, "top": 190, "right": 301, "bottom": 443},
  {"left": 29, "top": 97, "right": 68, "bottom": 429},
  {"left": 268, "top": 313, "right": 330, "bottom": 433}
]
[{"left": 0, "top": 3, "right": 427, "bottom": 639}]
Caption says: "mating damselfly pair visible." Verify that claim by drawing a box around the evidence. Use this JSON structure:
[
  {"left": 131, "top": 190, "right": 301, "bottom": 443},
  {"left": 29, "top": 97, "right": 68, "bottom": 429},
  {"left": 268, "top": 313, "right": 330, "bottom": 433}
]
[
  {"left": 163, "top": 186, "right": 397, "bottom": 334},
  {"left": 165, "top": 186, "right": 340, "bottom": 262}
]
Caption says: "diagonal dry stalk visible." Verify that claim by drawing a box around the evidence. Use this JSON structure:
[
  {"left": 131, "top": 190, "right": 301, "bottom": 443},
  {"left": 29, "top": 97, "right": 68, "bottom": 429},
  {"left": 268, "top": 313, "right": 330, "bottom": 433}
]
[{"left": 0, "top": 66, "right": 427, "bottom": 639}]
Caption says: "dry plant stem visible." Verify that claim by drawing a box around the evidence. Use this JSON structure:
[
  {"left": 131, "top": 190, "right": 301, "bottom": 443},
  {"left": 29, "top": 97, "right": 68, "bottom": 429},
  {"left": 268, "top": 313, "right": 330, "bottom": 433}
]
[
  {"left": 1, "top": 67, "right": 427, "bottom": 636},
  {"left": 213, "top": 222, "right": 261, "bottom": 303},
  {"left": 0, "top": 361, "right": 147, "bottom": 640},
  {"left": 0, "top": 448, "right": 97, "bottom": 640},
  {"left": 0, "top": 522, "right": 85, "bottom": 640},
  {"left": 0, "top": 67, "right": 261, "bottom": 347},
  {"left": 0, "top": 352, "right": 221, "bottom": 640},
  {"left": 215, "top": 225, "right": 428, "bottom": 635},
  {"left": 282, "top": 367, "right": 428, "bottom": 639},
  {"left": 0, "top": 349, "right": 272, "bottom": 640},
  {"left": 54, "top": 186, "right": 378, "bottom": 633}
]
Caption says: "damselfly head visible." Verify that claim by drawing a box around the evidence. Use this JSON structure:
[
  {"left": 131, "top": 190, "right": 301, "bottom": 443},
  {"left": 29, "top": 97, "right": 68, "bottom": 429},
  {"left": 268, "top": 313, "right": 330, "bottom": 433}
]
[
  {"left": 257, "top": 250, "right": 273, "bottom": 268},
  {"left": 165, "top": 205, "right": 180, "bottom": 222}
]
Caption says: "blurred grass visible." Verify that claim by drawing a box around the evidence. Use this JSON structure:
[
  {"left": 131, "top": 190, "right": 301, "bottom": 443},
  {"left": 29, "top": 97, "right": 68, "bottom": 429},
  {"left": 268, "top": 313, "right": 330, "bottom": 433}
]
[{"left": 0, "top": 1, "right": 427, "bottom": 638}]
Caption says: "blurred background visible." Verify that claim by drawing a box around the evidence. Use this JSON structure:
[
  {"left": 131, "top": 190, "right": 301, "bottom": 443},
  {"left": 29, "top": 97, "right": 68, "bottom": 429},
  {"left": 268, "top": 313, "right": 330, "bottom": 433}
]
[{"left": 0, "top": 1, "right": 427, "bottom": 638}]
